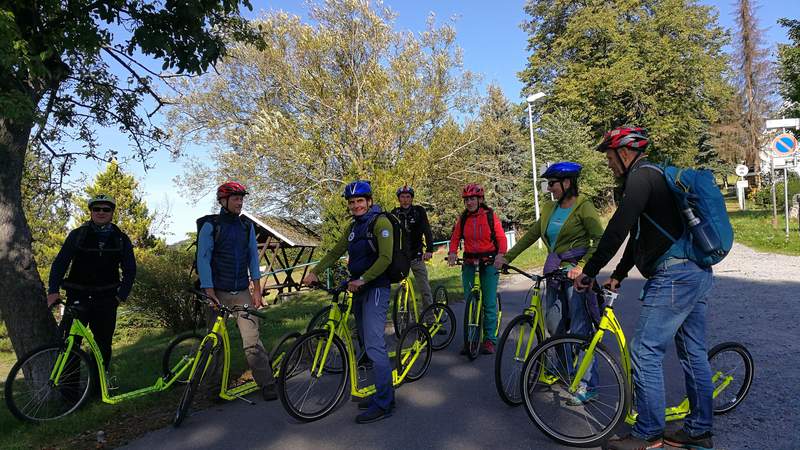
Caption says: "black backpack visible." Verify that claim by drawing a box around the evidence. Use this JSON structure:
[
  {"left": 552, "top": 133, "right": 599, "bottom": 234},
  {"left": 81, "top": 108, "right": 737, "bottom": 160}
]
[
  {"left": 188, "top": 214, "right": 251, "bottom": 278},
  {"left": 356, "top": 212, "right": 411, "bottom": 283},
  {"left": 458, "top": 206, "right": 499, "bottom": 257}
]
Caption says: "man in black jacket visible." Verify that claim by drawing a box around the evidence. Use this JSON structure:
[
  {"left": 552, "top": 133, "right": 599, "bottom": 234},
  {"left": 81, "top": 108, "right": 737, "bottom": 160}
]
[
  {"left": 391, "top": 186, "right": 435, "bottom": 309},
  {"left": 47, "top": 194, "right": 137, "bottom": 374},
  {"left": 572, "top": 127, "right": 715, "bottom": 450}
]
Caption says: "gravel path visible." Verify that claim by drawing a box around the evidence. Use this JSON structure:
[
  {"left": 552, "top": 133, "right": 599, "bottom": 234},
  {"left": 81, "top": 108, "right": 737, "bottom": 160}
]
[
  {"left": 703, "top": 243, "right": 800, "bottom": 450},
  {"left": 122, "top": 242, "right": 797, "bottom": 450}
]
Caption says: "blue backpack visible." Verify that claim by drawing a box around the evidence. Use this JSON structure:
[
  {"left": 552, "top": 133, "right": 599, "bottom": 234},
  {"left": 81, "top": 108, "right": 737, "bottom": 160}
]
[{"left": 640, "top": 164, "right": 734, "bottom": 267}]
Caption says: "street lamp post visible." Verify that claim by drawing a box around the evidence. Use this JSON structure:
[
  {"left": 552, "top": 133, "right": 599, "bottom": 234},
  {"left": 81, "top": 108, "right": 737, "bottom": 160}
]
[{"left": 526, "top": 92, "right": 546, "bottom": 219}]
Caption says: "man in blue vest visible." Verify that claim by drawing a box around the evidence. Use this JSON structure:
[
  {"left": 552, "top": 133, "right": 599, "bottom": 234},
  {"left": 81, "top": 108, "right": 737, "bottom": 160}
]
[
  {"left": 48, "top": 194, "right": 137, "bottom": 382},
  {"left": 197, "top": 181, "right": 275, "bottom": 401},
  {"left": 303, "top": 180, "right": 395, "bottom": 424}
]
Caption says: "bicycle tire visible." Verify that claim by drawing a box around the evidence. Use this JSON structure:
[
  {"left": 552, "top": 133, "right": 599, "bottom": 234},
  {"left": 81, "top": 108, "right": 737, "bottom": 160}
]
[
  {"left": 396, "top": 324, "right": 433, "bottom": 383},
  {"left": 420, "top": 302, "right": 456, "bottom": 351},
  {"left": 5, "top": 344, "right": 94, "bottom": 422},
  {"left": 162, "top": 331, "right": 204, "bottom": 384},
  {"left": 495, "top": 314, "right": 543, "bottom": 406},
  {"left": 269, "top": 331, "right": 302, "bottom": 378},
  {"left": 306, "top": 305, "right": 333, "bottom": 333},
  {"left": 174, "top": 340, "right": 214, "bottom": 428},
  {"left": 708, "top": 342, "right": 754, "bottom": 415},
  {"left": 433, "top": 285, "right": 449, "bottom": 305},
  {"left": 521, "top": 334, "right": 628, "bottom": 448},
  {"left": 463, "top": 291, "right": 483, "bottom": 360},
  {"left": 278, "top": 329, "right": 349, "bottom": 422},
  {"left": 392, "top": 285, "right": 414, "bottom": 338}
]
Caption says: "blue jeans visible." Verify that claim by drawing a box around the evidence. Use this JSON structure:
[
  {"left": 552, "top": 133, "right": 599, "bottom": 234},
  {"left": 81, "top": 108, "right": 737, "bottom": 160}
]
[
  {"left": 631, "top": 260, "right": 714, "bottom": 440},
  {"left": 545, "top": 283, "right": 599, "bottom": 388},
  {"left": 353, "top": 285, "right": 394, "bottom": 410}
]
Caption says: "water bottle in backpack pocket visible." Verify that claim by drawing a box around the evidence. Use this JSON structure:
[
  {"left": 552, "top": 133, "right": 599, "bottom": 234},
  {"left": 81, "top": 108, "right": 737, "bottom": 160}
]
[{"left": 641, "top": 164, "right": 734, "bottom": 267}]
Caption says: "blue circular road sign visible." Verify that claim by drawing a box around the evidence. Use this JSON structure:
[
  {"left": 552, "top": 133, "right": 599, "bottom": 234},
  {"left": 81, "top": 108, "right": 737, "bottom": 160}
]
[{"left": 772, "top": 133, "right": 798, "bottom": 157}]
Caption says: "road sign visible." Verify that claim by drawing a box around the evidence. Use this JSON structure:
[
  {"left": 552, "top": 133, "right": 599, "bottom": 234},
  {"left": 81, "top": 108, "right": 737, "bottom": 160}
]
[
  {"left": 771, "top": 133, "right": 798, "bottom": 158},
  {"left": 735, "top": 164, "right": 748, "bottom": 176},
  {"left": 737, "top": 180, "right": 749, "bottom": 188},
  {"left": 765, "top": 118, "right": 800, "bottom": 129}
]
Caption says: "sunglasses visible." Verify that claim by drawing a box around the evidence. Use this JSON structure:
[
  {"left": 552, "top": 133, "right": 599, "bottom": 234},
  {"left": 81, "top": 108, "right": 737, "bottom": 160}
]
[
  {"left": 547, "top": 180, "right": 561, "bottom": 187},
  {"left": 91, "top": 207, "right": 113, "bottom": 213}
]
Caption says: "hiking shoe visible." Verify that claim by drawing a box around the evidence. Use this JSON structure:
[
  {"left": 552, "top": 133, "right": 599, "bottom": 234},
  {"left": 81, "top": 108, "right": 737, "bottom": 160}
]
[
  {"left": 664, "top": 429, "right": 714, "bottom": 450},
  {"left": 262, "top": 384, "right": 278, "bottom": 401},
  {"left": 603, "top": 434, "right": 663, "bottom": 450},
  {"left": 567, "top": 383, "right": 598, "bottom": 406},
  {"left": 480, "top": 341, "right": 495, "bottom": 354},
  {"left": 358, "top": 398, "right": 396, "bottom": 410},
  {"left": 355, "top": 404, "right": 392, "bottom": 424}
]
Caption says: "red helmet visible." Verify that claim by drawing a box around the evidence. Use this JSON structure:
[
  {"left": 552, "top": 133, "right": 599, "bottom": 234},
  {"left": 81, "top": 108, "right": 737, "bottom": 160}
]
[
  {"left": 596, "top": 126, "right": 649, "bottom": 152},
  {"left": 216, "top": 181, "right": 248, "bottom": 199},
  {"left": 461, "top": 183, "right": 485, "bottom": 198}
]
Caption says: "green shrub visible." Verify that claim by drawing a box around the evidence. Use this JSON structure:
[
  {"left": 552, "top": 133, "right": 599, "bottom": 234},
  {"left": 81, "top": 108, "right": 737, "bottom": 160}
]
[
  {"left": 751, "top": 172, "right": 800, "bottom": 209},
  {"left": 126, "top": 247, "right": 202, "bottom": 332}
]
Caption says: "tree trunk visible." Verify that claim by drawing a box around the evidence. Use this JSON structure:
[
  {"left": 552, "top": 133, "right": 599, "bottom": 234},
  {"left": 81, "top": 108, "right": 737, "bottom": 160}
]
[{"left": 0, "top": 117, "right": 58, "bottom": 360}]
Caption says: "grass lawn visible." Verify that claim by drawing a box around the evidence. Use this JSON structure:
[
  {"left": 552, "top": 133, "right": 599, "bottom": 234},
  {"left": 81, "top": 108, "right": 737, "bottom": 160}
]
[
  {"left": 727, "top": 201, "right": 800, "bottom": 255},
  {"left": 0, "top": 294, "right": 328, "bottom": 449}
]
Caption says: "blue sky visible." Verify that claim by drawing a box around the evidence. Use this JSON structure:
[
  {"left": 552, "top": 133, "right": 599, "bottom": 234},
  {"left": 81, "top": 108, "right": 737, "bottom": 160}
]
[{"left": 71, "top": 0, "right": 800, "bottom": 243}]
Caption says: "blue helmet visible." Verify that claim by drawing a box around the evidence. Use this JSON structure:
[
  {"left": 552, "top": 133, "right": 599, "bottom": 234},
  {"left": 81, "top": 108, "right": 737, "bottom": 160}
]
[
  {"left": 343, "top": 180, "right": 373, "bottom": 199},
  {"left": 542, "top": 161, "right": 582, "bottom": 179},
  {"left": 396, "top": 185, "right": 415, "bottom": 197}
]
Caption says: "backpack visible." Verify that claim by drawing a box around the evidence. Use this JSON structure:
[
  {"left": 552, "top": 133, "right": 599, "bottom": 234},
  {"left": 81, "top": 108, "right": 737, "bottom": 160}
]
[
  {"left": 188, "top": 214, "right": 251, "bottom": 277},
  {"left": 640, "top": 164, "right": 734, "bottom": 267},
  {"left": 458, "top": 206, "right": 499, "bottom": 256},
  {"left": 356, "top": 212, "right": 411, "bottom": 283}
]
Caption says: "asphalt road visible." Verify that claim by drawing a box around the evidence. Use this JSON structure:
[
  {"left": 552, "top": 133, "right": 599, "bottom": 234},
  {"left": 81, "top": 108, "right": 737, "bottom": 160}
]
[{"left": 123, "top": 259, "right": 756, "bottom": 450}]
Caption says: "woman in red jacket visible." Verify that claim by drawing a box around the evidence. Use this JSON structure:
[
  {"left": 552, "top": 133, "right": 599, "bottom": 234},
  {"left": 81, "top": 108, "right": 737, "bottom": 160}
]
[{"left": 447, "top": 183, "right": 507, "bottom": 354}]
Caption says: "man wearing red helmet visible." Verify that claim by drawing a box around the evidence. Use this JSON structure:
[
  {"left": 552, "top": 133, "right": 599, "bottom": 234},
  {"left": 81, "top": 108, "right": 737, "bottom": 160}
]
[
  {"left": 448, "top": 183, "right": 507, "bottom": 354},
  {"left": 197, "top": 181, "right": 277, "bottom": 402},
  {"left": 572, "top": 127, "right": 716, "bottom": 450}
]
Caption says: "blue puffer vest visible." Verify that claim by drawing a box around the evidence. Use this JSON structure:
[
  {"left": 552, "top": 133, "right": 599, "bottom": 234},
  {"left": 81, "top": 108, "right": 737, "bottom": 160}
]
[
  {"left": 211, "top": 210, "right": 251, "bottom": 291},
  {"left": 347, "top": 205, "right": 390, "bottom": 288}
]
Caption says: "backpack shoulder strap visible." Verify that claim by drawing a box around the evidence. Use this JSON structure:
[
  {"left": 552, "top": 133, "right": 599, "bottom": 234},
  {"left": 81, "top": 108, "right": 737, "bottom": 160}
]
[
  {"left": 72, "top": 223, "right": 91, "bottom": 249},
  {"left": 458, "top": 210, "right": 468, "bottom": 240},
  {"left": 485, "top": 207, "right": 498, "bottom": 251}
]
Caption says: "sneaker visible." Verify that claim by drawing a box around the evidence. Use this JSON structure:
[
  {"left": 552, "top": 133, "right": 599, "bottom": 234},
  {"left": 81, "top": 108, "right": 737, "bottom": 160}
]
[
  {"left": 355, "top": 404, "right": 392, "bottom": 424},
  {"left": 567, "top": 383, "right": 598, "bottom": 406},
  {"left": 104, "top": 371, "right": 119, "bottom": 391},
  {"left": 358, "top": 398, "right": 396, "bottom": 410},
  {"left": 663, "top": 429, "right": 714, "bottom": 450},
  {"left": 603, "top": 434, "right": 663, "bottom": 450},
  {"left": 262, "top": 384, "right": 278, "bottom": 401},
  {"left": 480, "top": 341, "right": 495, "bottom": 354}
]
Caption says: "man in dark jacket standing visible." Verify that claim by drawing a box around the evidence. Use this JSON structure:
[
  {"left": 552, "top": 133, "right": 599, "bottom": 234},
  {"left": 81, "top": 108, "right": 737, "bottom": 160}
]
[
  {"left": 572, "top": 126, "right": 715, "bottom": 450},
  {"left": 391, "top": 186, "right": 435, "bottom": 309},
  {"left": 47, "top": 194, "right": 137, "bottom": 374}
]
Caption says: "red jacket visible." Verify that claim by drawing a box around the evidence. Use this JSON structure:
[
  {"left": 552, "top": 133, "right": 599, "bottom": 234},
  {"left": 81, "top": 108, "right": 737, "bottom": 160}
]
[{"left": 449, "top": 207, "right": 507, "bottom": 259}]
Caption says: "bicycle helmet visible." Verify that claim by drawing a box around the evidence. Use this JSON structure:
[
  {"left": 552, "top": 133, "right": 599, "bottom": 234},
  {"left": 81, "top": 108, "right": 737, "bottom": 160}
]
[
  {"left": 596, "top": 126, "right": 649, "bottom": 152},
  {"left": 396, "top": 185, "right": 415, "bottom": 197},
  {"left": 87, "top": 194, "right": 116, "bottom": 209},
  {"left": 542, "top": 161, "right": 582, "bottom": 179},
  {"left": 461, "top": 183, "right": 485, "bottom": 198},
  {"left": 343, "top": 180, "right": 373, "bottom": 199},
  {"left": 216, "top": 181, "right": 248, "bottom": 199}
]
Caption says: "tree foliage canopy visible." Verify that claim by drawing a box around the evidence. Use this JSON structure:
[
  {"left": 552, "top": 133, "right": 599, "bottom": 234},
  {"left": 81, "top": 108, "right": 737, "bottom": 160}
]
[
  {"left": 76, "top": 160, "right": 162, "bottom": 249},
  {"left": 169, "top": 0, "right": 484, "bottom": 242},
  {"left": 520, "top": 0, "right": 732, "bottom": 166},
  {"left": 778, "top": 18, "right": 800, "bottom": 120}
]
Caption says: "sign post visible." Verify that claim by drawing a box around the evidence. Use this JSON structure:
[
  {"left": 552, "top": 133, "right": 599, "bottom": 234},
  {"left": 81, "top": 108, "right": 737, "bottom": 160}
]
[
  {"left": 770, "top": 132, "right": 798, "bottom": 238},
  {"left": 735, "top": 164, "right": 748, "bottom": 210}
]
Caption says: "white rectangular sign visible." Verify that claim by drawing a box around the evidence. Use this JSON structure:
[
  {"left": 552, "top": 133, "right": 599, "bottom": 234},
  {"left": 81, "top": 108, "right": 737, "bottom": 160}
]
[
  {"left": 765, "top": 118, "right": 800, "bottom": 129},
  {"left": 736, "top": 180, "right": 749, "bottom": 188}
]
